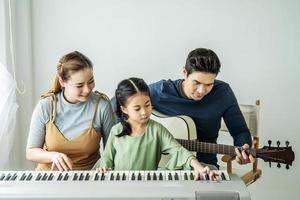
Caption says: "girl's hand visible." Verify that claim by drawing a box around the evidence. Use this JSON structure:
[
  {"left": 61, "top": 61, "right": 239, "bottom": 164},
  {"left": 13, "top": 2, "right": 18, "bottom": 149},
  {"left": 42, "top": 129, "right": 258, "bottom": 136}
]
[
  {"left": 50, "top": 152, "right": 73, "bottom": 171},
  {"left": 235, "top": 144, "right": 256, "bottom": 165},
  {"left": 96, "top": 167, "right": 112, "bottom": 173},
  {"left": 190, "top": 158, "right": 217, "bottom": 181}
]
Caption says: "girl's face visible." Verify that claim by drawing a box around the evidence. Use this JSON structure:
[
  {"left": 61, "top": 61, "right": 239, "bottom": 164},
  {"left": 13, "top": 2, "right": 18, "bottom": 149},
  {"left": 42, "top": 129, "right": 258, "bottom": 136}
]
[
  {"left": 121, "top": 92, "right": 152, "bottom": 125},
  {"left": 59, "top": 68, "right": 95, "bottom": 103}
]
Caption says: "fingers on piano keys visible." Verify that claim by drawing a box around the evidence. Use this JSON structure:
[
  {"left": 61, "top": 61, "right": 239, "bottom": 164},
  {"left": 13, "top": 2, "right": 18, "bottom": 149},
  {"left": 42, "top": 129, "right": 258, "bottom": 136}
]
[{"left": 0, "top": 170, "right": 230, "bottom": 182}]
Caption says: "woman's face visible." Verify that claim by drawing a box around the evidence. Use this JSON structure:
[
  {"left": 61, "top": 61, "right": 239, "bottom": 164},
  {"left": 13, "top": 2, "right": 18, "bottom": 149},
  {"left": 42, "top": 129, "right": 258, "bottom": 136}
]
[
  {"left": 121, "top": 92, "right": 152, "bottom": 125},
  {"left": 59, "top": 68, "right": 95, "bottom": 103}
]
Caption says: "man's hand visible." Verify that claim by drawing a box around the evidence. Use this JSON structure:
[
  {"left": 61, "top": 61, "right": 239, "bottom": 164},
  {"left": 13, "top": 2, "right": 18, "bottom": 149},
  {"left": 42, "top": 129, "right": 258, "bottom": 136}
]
[{"left": 235, "top": 144, "right": 256, "bottom": 165}]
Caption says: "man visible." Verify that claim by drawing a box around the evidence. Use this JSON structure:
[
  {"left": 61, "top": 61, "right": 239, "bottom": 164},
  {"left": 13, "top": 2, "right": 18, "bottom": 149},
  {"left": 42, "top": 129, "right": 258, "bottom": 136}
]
[{"left": 148, "top": 48, "right": 254, "bottom": 169}]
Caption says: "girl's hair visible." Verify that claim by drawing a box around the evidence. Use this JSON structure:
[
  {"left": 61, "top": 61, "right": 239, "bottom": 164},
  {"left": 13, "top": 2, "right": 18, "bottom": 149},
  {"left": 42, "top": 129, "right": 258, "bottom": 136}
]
[
  {"left": 115, "top": 77, "right": 150, "bottom": 137},
  {"left": 43, "top": 51, "right": 93, "bottom": 97}
]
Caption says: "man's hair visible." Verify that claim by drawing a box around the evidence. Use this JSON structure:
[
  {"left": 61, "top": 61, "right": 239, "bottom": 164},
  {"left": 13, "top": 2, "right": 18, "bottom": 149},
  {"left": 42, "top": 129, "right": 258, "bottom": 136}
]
[{"left": 185, "top": 48, "right": 221, "bottom": 75}]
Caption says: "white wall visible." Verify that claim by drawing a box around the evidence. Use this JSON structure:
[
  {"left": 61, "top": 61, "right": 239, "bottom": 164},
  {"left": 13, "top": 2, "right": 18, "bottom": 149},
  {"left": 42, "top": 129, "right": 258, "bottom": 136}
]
[{"left": 10, "top": 0, "right": 300, "bottom": 199}]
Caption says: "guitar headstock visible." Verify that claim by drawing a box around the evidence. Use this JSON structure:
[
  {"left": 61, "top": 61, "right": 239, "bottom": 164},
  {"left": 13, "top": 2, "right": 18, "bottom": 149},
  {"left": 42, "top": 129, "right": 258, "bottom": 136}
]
[{"left": 255, "top": 140, "right": 295, "bottom": 169}]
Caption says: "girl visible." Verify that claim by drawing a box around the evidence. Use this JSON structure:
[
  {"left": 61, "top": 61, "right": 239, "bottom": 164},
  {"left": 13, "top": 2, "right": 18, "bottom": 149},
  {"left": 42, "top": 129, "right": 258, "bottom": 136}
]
[
  {"left": 93, "top": 77, "right": 215, "bottom": 180},
  {"left": 26, "top": 51, "right": 116, "bottom": 171}
]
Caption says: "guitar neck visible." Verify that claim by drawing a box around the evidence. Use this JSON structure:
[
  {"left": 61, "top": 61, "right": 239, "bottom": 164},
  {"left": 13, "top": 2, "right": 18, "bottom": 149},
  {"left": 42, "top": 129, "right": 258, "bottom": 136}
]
[{"left": 176, "top": 138, "right": 238, "bottom": 156}]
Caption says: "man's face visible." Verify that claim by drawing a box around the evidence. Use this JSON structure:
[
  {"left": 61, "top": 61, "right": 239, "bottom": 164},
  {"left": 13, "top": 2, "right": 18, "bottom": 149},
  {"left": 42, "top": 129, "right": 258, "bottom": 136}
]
[{"left": 182, "top": 69, "right": 217, "bottom": 101}]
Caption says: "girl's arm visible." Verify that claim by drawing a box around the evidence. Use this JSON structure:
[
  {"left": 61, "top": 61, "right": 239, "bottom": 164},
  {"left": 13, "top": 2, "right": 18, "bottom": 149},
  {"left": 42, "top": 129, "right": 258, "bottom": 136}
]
[
  {"left": 93, "top": 127, "right": 117, "bottom": 170},
  {"left": 189, "top": 158, "right": 216, "bottom": 181}
]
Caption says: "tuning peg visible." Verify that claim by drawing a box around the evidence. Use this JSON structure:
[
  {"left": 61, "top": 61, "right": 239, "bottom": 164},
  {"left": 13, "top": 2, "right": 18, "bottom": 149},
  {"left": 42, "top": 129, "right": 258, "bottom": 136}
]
[
  {"left": 286, "top": 165, "right": 290, "bottom": 170},
  {"left": 268, "top": 140, "right": 272, "bottom": 147},
  {"left": 277, "top": 141, "right": 280, "bottom": 147},
  {"left": 277, "top": 163, "right": 281, "bottom": 168},
  {"left": 269, "top": 162, "right": 271, "bottom": 168},
  {"left": 286, "top": 141, "right": 290, "bottom": 147}
]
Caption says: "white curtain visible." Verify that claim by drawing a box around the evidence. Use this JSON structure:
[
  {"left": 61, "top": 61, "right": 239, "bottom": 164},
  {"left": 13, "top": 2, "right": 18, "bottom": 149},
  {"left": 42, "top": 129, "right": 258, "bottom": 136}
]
[{"left": 0, "top": 62, "right": 18, "bottom": 169}]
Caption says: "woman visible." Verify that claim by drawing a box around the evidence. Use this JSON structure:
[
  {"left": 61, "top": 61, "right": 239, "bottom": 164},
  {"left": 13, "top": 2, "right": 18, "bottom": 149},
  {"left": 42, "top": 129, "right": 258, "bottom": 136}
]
[{"left": 26, "top": 51, "right": 116, "bottom": 171}]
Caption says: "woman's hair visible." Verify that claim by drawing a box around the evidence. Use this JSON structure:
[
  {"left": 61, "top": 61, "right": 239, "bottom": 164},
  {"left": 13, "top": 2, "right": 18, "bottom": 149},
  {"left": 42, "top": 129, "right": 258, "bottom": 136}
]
[
  {"left": 43, "top": 51, "right": 93, "bottom": 97},
  {"left": 185, "top": 48, "right": 221, "bottom": 76},
  {"left": 115, "top": 77, "right": 150, "bottom": 137}
]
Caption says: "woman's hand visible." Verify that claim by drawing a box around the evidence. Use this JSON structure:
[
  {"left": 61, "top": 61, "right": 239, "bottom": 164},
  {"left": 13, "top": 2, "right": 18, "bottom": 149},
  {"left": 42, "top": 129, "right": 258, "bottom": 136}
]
[
  {"left": 50, "top": 152, "right": 73, "bottom": 171},
  {"left": 190, "top": 158, "right": 217, "bottom": 181},
  {"left": 96, "top": 167, "right": 112, "bottom": 173}
]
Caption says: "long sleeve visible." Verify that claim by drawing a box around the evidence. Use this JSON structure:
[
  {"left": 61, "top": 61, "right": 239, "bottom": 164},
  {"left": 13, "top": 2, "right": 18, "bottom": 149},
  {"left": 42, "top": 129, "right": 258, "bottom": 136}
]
[
  {"left": 159, "top": 126, "right": 195, "bottom": 170},
  {"left": 92, "top": 128, "right": 116, "bottom": 169}
]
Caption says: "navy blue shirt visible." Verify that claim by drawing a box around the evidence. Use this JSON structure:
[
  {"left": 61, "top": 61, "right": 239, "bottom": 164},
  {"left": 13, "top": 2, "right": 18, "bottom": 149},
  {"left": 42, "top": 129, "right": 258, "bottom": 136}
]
[{"left": 148, "top": 79, "right": 252, "bottom": 168}]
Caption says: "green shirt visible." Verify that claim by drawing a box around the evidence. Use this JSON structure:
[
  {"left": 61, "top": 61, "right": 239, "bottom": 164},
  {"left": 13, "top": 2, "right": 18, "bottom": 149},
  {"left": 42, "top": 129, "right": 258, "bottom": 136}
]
[{"left": 93, "top": 119, "right": 195, "bottom": 170}]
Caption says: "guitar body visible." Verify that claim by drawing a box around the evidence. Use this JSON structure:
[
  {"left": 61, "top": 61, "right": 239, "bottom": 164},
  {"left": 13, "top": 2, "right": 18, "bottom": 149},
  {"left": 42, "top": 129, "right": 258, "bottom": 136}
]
[{"left": 150, "top": 110, "right": 197, "bottom": 167}]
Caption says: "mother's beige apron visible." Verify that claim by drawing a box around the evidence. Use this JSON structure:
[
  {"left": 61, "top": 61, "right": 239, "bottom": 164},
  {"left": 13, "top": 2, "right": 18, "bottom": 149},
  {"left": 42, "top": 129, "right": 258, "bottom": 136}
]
[{"left": 37, "top": 93, "right": 103, "bottom": 170}]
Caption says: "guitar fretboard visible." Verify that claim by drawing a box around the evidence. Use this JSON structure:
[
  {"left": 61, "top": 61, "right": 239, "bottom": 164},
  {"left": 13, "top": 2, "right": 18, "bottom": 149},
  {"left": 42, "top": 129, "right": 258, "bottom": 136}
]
[{"left": 176, "top": 139, "right": 240, "bottom": 156}]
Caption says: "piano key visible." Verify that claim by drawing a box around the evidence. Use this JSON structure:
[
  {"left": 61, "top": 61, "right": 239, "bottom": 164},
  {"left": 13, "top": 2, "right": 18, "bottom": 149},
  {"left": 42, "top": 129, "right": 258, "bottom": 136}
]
[
  {"left": 109, "top": 173, "right": 114, "bottom": 181},
  {"left": 36, "top": 173, "right": 42, "bottom": 181},
  {"left": 42, "top": 173, "right": 48, "bottom": 181},
  {"left": 137, "top": 172, "right": 142, "bottom": 181},
  {"left": 73, "top": 173, "right": 78, "bottom": 181},
  {"left": 94, "top": 173, "right": 99, "bottom": 181},
  {"left": 57, "top": 173, "right": 63, "bottom": 181},
  {"left": 183, "top": 172, "right": 188, "bottom": 180},
  {"left": 153, "top": 172, "right": 157, "bottom": 180},
  {"left": 0, "top": 173, "right": 5, "bottom": 181},
  {"left": 79, "top": 173, "right": 84, "bottom": 181},
  {"left": 100, "top": 173, "right": 105, "bottom": 181},
  {"left": 63, "top": 173, "right": 69, "bottom": 181},
  {"left": 174, "top": 172, "right": 179, "bottom": 180},
  {"left": 48, "top": 173, "right": 54, "bottom": 181},
  {"left": 116, "top": 173, "right": 120, "bottom": 181},
  {"left": 146, "top": 172, "right": 151, "bottom": 180},
  {"left": 122, "top": 173, "right": 126, "bottom": 180},
  {"left": 168, "top": 173, "right": 172, "bottom": 180},
  {"left": 20, "top": 173, "right": 26, "bottom": 181},
  {"left": 84, "top": 173, "right": 90, "bottom": 181},
  {"left": 159, "top": 172, "right": 163, "bottom": 180},
  {"left": 11, "top": 173, "right": 18, "bottom": 181},
  {"left": 4, "top": 173, "right": 11, "bottom": 181}
]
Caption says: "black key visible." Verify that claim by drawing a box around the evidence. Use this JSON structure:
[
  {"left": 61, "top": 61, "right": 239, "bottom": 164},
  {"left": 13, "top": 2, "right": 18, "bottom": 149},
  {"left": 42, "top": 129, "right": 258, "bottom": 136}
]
[
  {"left": 159, "top": 173, "right": 163, "bottom": 180},
  {"left": 116, "top": 173, "right": 120, "bottom": 181},
  {"left": 63, "top": 173, "right": 69, "bottom": 181},
  {"left": 11, "top": 173, "right": 17, "bottom": 181},
  {"left": 221, "top": 172, "right": 226, "bottom": 181},
  {"left": 36, "top": 173, "right": 42, "bottom": 181},
  {"left": 110, "top": 173, "right": 114, "bottom": 181},
  {"left": 57, "top": 173, "right": 63, "bottom": 181},
  {"left": 174, "top": 173, "right": 179, "bottom": 180},
  {"left": 84, "top": 173, "right": 90, "bottom": 181},
  {"left": 153, "top": 173, "right": 157, "bottom": 180},
  {"left": 137, "top": 173, "right": 142, "bottom": 180},
  {"left": 5, "top": 173, "right": 11, "bottom": 181},
  {"left": 184, "top": 173, "right": 188, "bottom": 180},
  {"left": 147, "top": 173, "right": 151, "bottom": 180},
  {"left": 122, "top": 173, "right": 126, "bottom": 180},
  {"left": 0, "top": 173, "right": 5, "bottom": 181},
  {"left": 131, "top": 173, "right": 135, "bottom": 180},
  {"left": 48, "top": 173, "right": 54, "bottom": 181},
  {"left": 73, "top": 173, "right": 78, "bottom": 181},
  {"left": 168, "top": 173, "right": 172, "bottom": 180},
  {"left": 100, "top": 173, "right": 105, "bottom": 181},
  {"left": 79, "top": 173, "right": 84, "bottom": 181},
  {"left": 205, "top": 174, "right": 209, "bottom": 180},
  {"left": 42, "top": 173, "right": 48, "bottom": 181},
  {"left": 189, "top": 172, "right": 194, "bottom": 180},
  {"left": 94, "top": 173, "right": 99, "bottom": 181},
  {"left": 27, "top": 173, "right": 33, "bottom": 181},
  {"left": 20, "top": 173, "right": 26, "bottom": 181}
]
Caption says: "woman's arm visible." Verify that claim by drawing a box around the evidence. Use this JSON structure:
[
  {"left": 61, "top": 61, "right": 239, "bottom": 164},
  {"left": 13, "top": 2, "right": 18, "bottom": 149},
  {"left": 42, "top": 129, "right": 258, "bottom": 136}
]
[{"left": 26, "top": 147, "right": 72, "bottom": 171}]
